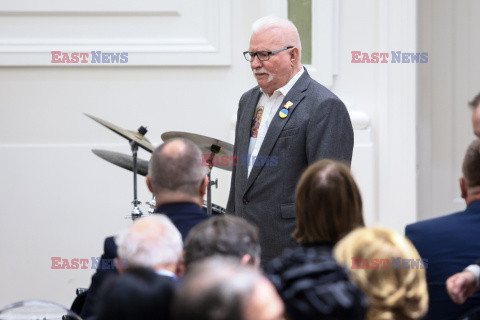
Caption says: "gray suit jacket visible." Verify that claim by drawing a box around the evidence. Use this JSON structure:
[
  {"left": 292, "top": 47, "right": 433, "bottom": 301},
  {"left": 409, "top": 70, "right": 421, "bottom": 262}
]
[{"left": 227, "top": 70, "right": 354, "bottom": 264}]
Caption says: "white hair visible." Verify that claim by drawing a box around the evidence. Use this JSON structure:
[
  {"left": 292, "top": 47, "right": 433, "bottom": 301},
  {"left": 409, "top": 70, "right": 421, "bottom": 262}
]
[
  {"left": 116, "top": 215, "right": 183, "bottom": 269},
  {"left": 251, "top": 15, "right": 302, "bottom": 52}
]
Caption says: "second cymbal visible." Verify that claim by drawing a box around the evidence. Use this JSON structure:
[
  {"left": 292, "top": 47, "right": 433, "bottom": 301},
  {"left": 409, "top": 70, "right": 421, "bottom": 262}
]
[
  {"left": 92, "top": 149, "right": 149, "bottom": 176},
  {"left": 161, "top": 131, "right": 233, "bottom": 171}
]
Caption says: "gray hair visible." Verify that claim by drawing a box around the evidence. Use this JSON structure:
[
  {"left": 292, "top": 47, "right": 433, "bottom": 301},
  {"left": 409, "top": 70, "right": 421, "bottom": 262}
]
[
  {"left": 148, "top": 138, "right": 207, "bottom": 196},
  {"left": 251, "top": 15, "right": 302, "bottom": 53},
  {"left": 116, "top": 215, "right": 183, "bottom": 269},
  {"left": 172, "top": 256, "right": 262, "bottom": 320}
]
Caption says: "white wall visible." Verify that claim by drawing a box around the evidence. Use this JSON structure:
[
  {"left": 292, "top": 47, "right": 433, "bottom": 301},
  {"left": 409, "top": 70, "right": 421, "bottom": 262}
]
[
  {"left": 417, "top": 0, "right": 480, "bottom": 221},
  {"left": 0, "top": 0, "right": 422, "bottom": 309}
]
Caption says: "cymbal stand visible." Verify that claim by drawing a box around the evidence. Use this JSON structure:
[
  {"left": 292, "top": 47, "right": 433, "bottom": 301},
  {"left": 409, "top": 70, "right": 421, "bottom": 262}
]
[
  {"left": 126, "top": 139, "right": 143, "bottom": 220},
  {"left": 205, "top": 145, "right": 220, "bottom": 215},
  {"left": 147, "top": 196, "right": 156, "bottom": 214}
]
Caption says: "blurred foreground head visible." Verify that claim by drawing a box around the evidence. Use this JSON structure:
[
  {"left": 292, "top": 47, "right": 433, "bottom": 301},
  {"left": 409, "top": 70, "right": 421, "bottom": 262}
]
[{"left": 172, "top": 256, "right": 285, "bottom": 320}]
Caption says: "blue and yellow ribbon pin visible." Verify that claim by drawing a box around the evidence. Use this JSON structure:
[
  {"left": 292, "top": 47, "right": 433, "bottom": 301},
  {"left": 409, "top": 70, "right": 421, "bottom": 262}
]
[{"left": 279, "top": 101, "right": 293, "bottom": 119}]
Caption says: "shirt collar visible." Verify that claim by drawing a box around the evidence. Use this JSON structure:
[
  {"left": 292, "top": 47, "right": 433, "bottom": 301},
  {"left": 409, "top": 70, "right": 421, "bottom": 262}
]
[{"left": 156, "top": 269, "right": 176, "bottom": 278}]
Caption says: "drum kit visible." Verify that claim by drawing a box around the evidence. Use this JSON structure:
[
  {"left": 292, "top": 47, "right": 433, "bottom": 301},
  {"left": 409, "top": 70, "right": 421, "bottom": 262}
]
[{"left": 85, "top": 113, "right": 232, "bottom": 219}]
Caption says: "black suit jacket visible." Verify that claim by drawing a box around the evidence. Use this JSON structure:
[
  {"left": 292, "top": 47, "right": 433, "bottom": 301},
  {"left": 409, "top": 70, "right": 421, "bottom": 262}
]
[
  {"left": 80, "top": 202, "right": 208, "bottom": 319},
  {"left": 227, "top": 70, "right": 354, "bottom": 264}
]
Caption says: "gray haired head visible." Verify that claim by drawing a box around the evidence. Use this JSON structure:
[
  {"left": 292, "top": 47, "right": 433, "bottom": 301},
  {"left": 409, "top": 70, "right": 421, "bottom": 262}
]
[{"left": 116, "top": 214, "right": 183, "bottom": 269}]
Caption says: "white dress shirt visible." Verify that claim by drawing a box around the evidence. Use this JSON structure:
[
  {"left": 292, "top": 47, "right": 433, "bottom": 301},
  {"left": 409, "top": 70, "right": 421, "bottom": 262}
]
[{"left": 247, "top": 67, "right": 304, "bottom": 177}]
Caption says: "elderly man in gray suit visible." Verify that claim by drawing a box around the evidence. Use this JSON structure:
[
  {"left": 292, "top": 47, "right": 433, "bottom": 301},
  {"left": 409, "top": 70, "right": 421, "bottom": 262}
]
[{"left": 227, "top": 16, "right": 354, "bottom": 265}]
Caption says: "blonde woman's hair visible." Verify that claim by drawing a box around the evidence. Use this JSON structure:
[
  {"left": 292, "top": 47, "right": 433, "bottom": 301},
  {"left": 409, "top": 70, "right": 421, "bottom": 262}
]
[{"left": 333, "top": 227, "right": 428, "bottom": 320}]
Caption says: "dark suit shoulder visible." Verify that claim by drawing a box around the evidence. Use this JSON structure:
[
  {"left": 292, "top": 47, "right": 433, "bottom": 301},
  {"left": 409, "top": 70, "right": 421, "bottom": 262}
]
[
  {"left": 304, "top": 77, "right": 340, "bottom": 100},
  {"left": 406, "top": 211, "right": 466, "bottom": 234}
]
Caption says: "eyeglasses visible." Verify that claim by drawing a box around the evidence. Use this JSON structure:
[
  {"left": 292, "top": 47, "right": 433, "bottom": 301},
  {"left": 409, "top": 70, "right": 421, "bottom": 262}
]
[{"left": 243, "top": 46, "right": 293, "bottom": 62}]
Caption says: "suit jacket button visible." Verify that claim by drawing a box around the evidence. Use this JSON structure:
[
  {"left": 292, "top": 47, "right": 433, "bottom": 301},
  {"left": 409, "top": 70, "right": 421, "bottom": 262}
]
[{"left": 242, "top": 198, "right": 248, "bottom": 204}]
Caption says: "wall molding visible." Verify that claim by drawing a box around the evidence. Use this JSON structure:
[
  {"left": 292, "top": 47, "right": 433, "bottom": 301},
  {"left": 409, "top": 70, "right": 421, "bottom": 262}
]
[{"left": 0, "top": 0, "right": 231, "bottom": 66}]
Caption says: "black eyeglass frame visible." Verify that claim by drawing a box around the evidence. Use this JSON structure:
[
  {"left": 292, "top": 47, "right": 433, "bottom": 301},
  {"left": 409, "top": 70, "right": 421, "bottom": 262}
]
[{"left": 243, "top": 46, "right": 294, "bottom": 62}]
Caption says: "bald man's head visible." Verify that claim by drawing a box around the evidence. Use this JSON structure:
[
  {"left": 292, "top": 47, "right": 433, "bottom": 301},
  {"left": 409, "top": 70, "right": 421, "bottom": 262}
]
[{"left": 148, "top": 138, "right": 206, "bottom": 197}]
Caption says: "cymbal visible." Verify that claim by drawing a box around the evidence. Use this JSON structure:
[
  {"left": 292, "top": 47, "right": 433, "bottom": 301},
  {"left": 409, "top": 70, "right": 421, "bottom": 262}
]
[
  {"left": 161, "top": 131, "right": 233, "bottom": 171},
  {"left": 92, "top": 149, "right": 149, "bottom": 176},
  {"left": 85, "top": 113, "right": 154, "bottom": 153}
]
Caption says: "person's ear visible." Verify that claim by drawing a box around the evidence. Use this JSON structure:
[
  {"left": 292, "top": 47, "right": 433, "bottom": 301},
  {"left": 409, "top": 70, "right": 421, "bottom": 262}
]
[
  {"left": 200, "top": 175, "right": 208, "bottom": 197},
  {"left": 290, "top": 47, "right": 300, "bottom": 66},
  {"left": 114, "top": 258, "right": 127, "bottom": 274},
  {"left": 460, "top": 177, "right": 467, "bottom": 199},
  {"left": 146, "top": 175, "right": 153, "bottom": 193},
  {"left": 175, "top": 251, "right": 186, "bottom": 278},
  {"left": 240, "top": 254, "right": 252, "bottom": 265}
]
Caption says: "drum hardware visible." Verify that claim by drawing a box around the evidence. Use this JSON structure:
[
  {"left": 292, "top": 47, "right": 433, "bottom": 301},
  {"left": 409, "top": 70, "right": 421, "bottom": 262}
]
[
  {"left": 128, "top": 139, "right": 143, "bottom": 220},
  {"left": 202, "top": 201, "right": 226, "bottom": 215},
  {"left": 161, "top": 131, "right": 233, "bottom": 215},
  {"left": 87, "top": 117, "right": 232, "bottom": 218},
  {"left": 205, "top": 146, "right": 219, "bottom": 216},
  {"left": 86, "top": 114, "right": 152, "bottom": 220},
  {"left": 147, "top": 196, "right": 156, "bottom": 214}
]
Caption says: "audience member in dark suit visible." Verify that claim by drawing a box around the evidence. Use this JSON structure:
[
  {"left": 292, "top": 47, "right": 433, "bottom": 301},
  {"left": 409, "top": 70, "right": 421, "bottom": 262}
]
[
  {"left": 96, "top": 267, "right": 175, "bottom": 320},
  {"left": 335, "top": 227, "right": 428, "bottom": 320},
  {"left": 183, "top": 215, "right": 261, "bottom": 270},
  {"left": 446, "top": 93, "right": 480, "bottom": 306},
  {"left": 266, "top": 159, "right": 366, "bottom": 319},
  {"left": 172, "top": 256, "right": 285, "bottom": 320},
  {"left": 81, "top": 138, "right": 209, "bottom": 319},
  {"left": 405, "top": 139, "right": 480, "bottom": 319}
]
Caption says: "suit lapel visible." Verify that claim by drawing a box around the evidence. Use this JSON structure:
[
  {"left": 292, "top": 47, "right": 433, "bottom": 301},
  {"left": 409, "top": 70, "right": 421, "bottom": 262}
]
[
  {"left": 237, "top": 88, "right": 261, "bottom": 192},
  {"left": 244, "top": 71, "right": 311, "bottom": 194}
]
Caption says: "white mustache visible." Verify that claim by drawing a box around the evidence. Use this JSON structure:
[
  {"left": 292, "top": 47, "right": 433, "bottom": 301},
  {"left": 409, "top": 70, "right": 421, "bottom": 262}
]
[{"left": 253, "top": 68, "right": 274, "bottom": 82}]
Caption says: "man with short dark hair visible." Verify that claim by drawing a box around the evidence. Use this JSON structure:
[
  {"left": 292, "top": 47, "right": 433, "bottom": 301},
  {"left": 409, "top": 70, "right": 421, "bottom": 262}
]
[
  {"left": 81, "top": 138, "right": 210, "bottom": 319},
  {"left": 183, "top": 215, "right": 261, "bottom": 270},
  {"left": 227, "top": 15, "right": 353, "bottom": 265},
  {"left": 406, "top": 139, "right": 480, "bottom": 319}
]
